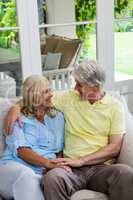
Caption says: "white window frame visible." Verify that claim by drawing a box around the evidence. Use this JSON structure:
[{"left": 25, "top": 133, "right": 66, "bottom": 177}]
[
  {"left": 15, "top": 0, "right": 133, "bottom": 96},
  {"left": 16, "top": 0, "right": 42, "bottom": 79},
  {"left": 96, "top": 0, "right": 114, "bottom": 89}
]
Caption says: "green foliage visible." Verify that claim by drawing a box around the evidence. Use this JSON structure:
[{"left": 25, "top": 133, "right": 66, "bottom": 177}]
[
  {"left": 75, "top": 0, "right": 132, "bottom": 48},
  {"left": 0, "top": 0, "right": 17, "bottom": 48},
  {"left": 115, "top": 0, "right": 133, "bottom": 32},
  {"left": 75, "top": 0, "right": 96, "bottom": 48},
  {"left": 115, "top": 0, "right": 128, "bottom": 16}
]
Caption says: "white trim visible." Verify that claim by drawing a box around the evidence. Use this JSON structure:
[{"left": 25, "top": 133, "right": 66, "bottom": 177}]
[
  {"left": 39, "top": 20, "right": 97, "bottom": 28},
  {"left": 1, "top": 18, "right": 133, "bottom": 31},
  {"left": 96, "top": 0, "right": 114, "bottom": 89},
  {"left": 16, "top": 0, "right": 42, "bottom": 79}
]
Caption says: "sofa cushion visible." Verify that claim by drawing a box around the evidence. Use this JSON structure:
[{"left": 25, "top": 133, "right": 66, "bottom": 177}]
[{"left": 71, "top": 190, "right": 108, "bottom": 200}]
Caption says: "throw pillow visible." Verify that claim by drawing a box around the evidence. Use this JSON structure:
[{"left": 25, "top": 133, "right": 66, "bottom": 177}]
[{"left": 44, "top": 52, "right": 62, "bottom": 71}]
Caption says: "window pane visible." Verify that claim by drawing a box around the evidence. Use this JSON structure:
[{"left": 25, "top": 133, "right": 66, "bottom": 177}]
[
  {"left": 115, "top": 21, "right": 133, "bottom": 81},
  {"left": 115, "top": 0, "right": 133, "bottom": 19},
  {"left": 0, "top": 1, "right": 22, "bottom": 96},
  {"left": 76, "top": 23, "right": 96, "bottom": 63}
]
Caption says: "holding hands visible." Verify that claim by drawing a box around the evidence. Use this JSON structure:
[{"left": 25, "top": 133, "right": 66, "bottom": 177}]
[
  {"left": 51, "top": 157, "right": 85, "bottom": 168},
  {"left": 46, "top": 160, "right": 72, "bottom": 173}
]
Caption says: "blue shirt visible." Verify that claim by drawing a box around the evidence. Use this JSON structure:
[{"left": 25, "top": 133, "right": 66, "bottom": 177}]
[{"left": 0, "top": 111, "right": 65, "bottom": 174}]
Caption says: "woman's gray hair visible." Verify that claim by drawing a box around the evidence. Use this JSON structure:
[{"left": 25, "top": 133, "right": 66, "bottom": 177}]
[{"left": 72, "top": 60, "right": 106, "bottom": 86}]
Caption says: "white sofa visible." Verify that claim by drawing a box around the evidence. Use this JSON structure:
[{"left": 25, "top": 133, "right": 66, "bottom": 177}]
[{"left": 0, "top": 94, "right": 133, "bottom": 200}]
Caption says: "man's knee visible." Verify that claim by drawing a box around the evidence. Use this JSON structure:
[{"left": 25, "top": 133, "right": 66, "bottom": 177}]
[
  {"left": 108, "top": 164, "right": 133, "bottom": 185},
  {"left": 112, "top": 164, "right": 133, "bottom": 175}
]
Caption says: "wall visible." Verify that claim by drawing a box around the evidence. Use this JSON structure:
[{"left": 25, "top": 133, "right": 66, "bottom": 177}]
[{"left": 46, "top": 0, "right": 76, "bottom": 38}]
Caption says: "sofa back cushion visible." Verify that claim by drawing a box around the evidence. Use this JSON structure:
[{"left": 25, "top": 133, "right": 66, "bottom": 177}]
[
  {"left": 117, "top": 96, "right": 133, "bottom": 167},
  {"left": 103, "top": 92, "right": 133, "bottom": 167}
]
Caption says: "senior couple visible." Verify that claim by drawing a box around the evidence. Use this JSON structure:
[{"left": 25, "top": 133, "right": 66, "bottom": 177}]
[{"left": 0, "top": 59, "right": 133, "bottom": 200}]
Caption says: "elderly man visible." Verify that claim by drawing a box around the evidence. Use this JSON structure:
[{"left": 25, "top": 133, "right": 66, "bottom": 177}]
[{"left": 5, "top": 60, "right": 133, "bottom": 200}]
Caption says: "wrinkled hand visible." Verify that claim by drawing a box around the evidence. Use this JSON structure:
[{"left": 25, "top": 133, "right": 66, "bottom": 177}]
[
  {"left": 45, "top": 160, "right": 60, "bottom": 169},
  {"left": 47, "top": 160, "right": 72, "bottom": 173},
  {"left": 52, "top": 158, "right": 84, "bottom": 168},
  {"left": 4, "top": 105, "right": 22, "bottom": 135},
  {"left": 64, "top": 159, "right": 84, "bottom": 167}
]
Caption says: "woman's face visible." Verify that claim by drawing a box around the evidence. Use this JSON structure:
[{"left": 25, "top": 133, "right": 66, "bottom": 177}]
[{"left": 41, "top": 80, "right": 53, "bottom": 108}]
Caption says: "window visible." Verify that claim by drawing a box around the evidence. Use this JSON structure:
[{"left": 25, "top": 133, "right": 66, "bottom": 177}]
[
  {"left": 0, "top": 0, "right": 22, "bottom": 96},
  {"left": 114, "top": 0, "right": 133, "bottom": 81}
]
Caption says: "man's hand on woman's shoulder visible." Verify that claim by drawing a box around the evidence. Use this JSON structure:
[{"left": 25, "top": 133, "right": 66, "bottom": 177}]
[{"left": 4, "top": 104, "right": 22, "bottom": 135}]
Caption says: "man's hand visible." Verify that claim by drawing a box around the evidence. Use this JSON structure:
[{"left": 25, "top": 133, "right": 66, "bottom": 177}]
[
  {"left": 63, "top": 159, "right": 84, "bottom": 167},
  {"left": 52, "top": 158, "right": 84, "bottom": 168},
  {"left": 4, "top": 105, "right": 22, "bottom": 135}
]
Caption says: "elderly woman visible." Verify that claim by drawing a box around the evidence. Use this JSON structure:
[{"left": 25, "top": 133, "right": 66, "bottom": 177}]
[{"left": 0, "top": 75, "right": 65, "bottom": 200}]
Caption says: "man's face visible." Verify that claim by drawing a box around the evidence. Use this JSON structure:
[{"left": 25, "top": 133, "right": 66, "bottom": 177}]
[{"left": 74, "top": 80, "right": 101, "bottom": 102}]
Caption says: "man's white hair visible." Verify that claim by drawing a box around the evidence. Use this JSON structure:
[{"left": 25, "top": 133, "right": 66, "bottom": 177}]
[{"left": 73, "top": 60, "right": 106, "bottom": 86}]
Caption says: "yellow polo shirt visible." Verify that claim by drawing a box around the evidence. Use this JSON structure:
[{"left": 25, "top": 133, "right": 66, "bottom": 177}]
[{"left": 52, "top": 90, "right": 126, "bottom": 161}]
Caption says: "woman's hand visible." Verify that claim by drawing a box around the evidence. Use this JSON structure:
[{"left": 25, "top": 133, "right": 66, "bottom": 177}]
[
  {"left": 4, "top": 105, "right": 22, "bottom": 135},
  {"left": 46, "top": 160, "right": 72, "bottom": 173}
]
